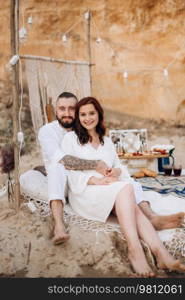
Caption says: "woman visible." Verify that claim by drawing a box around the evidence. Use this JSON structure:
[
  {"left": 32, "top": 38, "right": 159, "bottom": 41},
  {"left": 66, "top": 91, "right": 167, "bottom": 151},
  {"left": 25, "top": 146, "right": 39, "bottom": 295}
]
[{"left": 61, "top": 97, "right": 185, "bottom": 277}]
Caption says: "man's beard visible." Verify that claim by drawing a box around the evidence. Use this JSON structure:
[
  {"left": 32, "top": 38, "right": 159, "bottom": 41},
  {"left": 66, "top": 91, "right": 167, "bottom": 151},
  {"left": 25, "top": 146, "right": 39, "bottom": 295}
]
[{"left": 56, "top": 115, "right": 75, "bottom": 129}]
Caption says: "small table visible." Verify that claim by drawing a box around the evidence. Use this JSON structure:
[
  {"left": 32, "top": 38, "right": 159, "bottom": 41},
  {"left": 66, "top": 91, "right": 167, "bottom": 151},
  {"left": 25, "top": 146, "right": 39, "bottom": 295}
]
[{"left": 118, "top": 153, "right": 169, "bottom": 175}]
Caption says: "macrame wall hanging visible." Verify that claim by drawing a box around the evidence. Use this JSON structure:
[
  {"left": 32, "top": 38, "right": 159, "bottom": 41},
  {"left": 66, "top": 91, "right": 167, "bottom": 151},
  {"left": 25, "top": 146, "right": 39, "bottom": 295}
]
[{"left": 24, "top": 56, "right": 91, "bottom": 139}]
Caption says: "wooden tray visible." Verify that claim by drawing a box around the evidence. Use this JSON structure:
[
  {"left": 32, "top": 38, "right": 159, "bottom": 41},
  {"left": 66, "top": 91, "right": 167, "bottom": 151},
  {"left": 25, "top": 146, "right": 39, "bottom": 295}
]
[{"left": 118, "top": 154, "right": 169, "bottom": 159}]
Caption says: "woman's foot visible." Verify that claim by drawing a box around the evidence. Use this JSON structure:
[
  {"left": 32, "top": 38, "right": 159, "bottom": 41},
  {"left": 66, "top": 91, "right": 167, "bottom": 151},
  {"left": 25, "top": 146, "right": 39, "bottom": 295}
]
[
  {"left": 52, "top": 225, "right": 69, "bottom": 245},
  {"left": 128, "top": 248, "right": 155, "bottom": 277},
  {"left": 155, "top": 249, "right": 185, "bottom": 272},
  {"left": 150, "top": 212, "right": 184, "bottom": 231}
]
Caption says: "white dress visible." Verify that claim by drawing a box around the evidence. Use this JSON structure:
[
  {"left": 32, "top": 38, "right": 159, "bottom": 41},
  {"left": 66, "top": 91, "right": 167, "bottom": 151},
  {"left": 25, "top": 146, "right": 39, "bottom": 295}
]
[{"left": 61, "top": 131, "right": 147, "bottom": 222}]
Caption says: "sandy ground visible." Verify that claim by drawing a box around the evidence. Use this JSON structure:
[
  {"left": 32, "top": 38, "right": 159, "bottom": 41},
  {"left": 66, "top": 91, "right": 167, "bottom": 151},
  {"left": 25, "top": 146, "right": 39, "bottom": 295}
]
[{"left": 0, "top": 122, "right": 185, "bottom": 278}]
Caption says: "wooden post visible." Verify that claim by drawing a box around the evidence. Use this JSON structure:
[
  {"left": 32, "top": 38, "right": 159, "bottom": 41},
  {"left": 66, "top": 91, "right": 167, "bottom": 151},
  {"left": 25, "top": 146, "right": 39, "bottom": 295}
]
[
  {"left": 10, "top": 0, "right": 20, "bottom": 210},
  {"left": 86, "top": 11, "right": 92, "bottom": 95},
  {"left": 20, "top": 54, "right": 91, "bottom": 65},
  {"left": 46, "top": 97, "right": 55, "bottom": 123}
]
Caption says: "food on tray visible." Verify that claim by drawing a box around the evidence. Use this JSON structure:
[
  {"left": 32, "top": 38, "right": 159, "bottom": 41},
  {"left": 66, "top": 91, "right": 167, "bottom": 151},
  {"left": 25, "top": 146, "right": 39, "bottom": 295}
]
[
  {"left": 151, "top": 144, "right": 175, "bottom": 154},
  {"left": 133, "top": 171, "right": 145, "bottom": 178},
  {"left": 132, "top": 152, "right": 143, "bottom": 156},
  {"left": 142, "top": 151, "right": 150, "bottom": 155},
  {"left": 120, "top": 153, "right": 133, "bottom": 158},
  {"left": 120, "top": 149, "right": 168, "bottom": 158},
  {"left": 141, "top": 168, "right": 157, "bottom": 177},
  {"left": 120, "top": 152, "right": 143, "bottom": 158},
  {"left": 153, "top": 148, "right": 167, "bottom": 155},
  {"left": 133, "top": 168, "right": 157, "bottom": 178}
]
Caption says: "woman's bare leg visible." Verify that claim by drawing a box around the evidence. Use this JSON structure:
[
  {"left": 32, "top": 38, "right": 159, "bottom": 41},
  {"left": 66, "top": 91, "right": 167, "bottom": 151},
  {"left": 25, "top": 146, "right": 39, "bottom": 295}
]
[
  {"left": 135, "top": 206, "right": 185, "bottom": 272},
  {"left": 114, "top": 184, "right": 155, "bottom": 277}
]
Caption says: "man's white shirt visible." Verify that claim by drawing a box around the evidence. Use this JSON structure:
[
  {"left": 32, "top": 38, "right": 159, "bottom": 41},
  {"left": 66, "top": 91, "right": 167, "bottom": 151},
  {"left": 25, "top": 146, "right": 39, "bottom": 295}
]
[{"left": 38, "top": 120, "right": 67, "bottom": 173}]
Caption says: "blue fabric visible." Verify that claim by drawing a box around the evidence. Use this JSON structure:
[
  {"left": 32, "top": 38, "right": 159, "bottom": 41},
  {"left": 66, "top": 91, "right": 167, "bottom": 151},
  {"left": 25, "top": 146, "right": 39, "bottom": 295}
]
[{"left": 136, "top": 176, "right": 185, "bottom": 199}]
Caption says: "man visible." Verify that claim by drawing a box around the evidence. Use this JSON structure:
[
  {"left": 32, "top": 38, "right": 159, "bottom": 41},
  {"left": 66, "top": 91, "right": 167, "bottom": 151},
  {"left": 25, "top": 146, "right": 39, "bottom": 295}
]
[{"left": 38, "top": 92, "right": 184, "bottom": 245}]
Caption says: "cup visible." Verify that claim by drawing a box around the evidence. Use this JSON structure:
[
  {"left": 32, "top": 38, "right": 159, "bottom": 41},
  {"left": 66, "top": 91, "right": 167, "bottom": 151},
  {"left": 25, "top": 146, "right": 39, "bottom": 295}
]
[
  {"left": 163, "top": 164, "right": 172, "bottom": 176},
  {"left": 173, "top": 164, "right": 182, "bottom": 176},
  {"left": 116, "top": 142, "right": 123, "bottom": 156}
]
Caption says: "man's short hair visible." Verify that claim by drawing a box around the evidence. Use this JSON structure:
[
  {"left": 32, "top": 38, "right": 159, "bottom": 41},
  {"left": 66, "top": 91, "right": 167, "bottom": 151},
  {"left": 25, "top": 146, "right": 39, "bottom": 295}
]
[{"left": 57, "top": 92, "right": 78, "bottom": 101}]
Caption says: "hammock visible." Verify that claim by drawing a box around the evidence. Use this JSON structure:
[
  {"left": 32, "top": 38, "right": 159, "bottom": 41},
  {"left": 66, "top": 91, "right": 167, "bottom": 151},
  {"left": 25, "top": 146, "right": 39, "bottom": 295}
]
[{"left": 19, "top": 170, "right": 185, "bottom": 264}]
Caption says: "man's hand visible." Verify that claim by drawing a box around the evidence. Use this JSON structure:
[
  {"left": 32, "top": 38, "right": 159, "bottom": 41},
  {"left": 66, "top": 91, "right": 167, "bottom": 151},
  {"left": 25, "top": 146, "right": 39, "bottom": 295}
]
[
  {"left": 95, "top": 160, "right": 110, "bottom": 176},
  {"left": 106, "top": 168, "right": 121, "bottom": 178}
]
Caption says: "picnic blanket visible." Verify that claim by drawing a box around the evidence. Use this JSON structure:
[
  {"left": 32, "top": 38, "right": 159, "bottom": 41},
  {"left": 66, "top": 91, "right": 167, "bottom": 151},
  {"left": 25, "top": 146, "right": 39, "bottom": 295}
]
[{"left": 136, "top": 175, "right": 185, "bottom": 199}]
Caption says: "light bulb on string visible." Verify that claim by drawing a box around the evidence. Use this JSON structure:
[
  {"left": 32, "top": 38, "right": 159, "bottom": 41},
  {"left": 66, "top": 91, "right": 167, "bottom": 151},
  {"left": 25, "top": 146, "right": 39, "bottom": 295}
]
[
  {"left": 163, "top": 68, "right": 168, "bottom": 77},
  {"left": 84, "top": 11, "right": 90, "bottom": 20},
  {"left": 62, "top": 34, "right": 68, "bottom": 43},
  {"left": 19, "top": 26, "right": 27, "bottom": 43},
  {"left": 27, "top": 16, "right": 33, "bottom": 25},
  {"left": 96, "top": 37, "right": 102, "bottom": 44},
  {"left": 123, "top": 70, "right": 128, "bottom": 79}
]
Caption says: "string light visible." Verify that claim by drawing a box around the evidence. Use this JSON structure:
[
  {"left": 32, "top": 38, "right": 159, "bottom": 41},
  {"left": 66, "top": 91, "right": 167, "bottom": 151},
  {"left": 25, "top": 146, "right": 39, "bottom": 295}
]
[
  {"left": 20, "top": 2, "right": 27, "bottom": 43},
  {"left": 57, "top": 11, "right": 183, "bottom": 81},
  {"left": 60, "top": 14, "right": 84, "bottom": 44},
  {"left": 96, "top": 37, "right": 102, "bottom": 43},
  {"left": 60, "top": 10, "right": 101, "bottom": 45},
  {"left": 62, "top": 34, "right": 67, "bottom": 42},
  {"left": 163, "top": 68, "right": 169, "bottom": 77},
  {"left": 19, "top": 26, "right": 27, "bottom": 43},
  {"left": 91, "top": 16, "right": 102, "bottom": 44},
  {"left": 84, "top": 11, "right": 90, "bottom": 20},
  {"left": 18, "top": 58, "right": 25, "bottom": 174},
  {"left": 123, "top": 70, "right": 128, "bottom": 79},
  {"left": 17, "top": 7, "right": 185, "bottom": 80},
  {"left": 27, "top": 15, "right": 33, "bottom": 25},
  {"left": 19, "top": 26, "right": 27, "bottom": 38}
]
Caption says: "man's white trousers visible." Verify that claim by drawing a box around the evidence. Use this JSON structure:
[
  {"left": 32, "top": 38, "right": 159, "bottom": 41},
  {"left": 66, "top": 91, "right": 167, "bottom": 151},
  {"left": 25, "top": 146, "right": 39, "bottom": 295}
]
[{"left": 47, "top": 162, "right": 67, "bottom": 206}]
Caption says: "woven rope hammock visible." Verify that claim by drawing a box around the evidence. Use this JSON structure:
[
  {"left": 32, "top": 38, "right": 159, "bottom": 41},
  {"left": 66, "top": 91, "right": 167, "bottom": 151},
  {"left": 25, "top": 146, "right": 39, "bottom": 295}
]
[
  {"left": 20, "top": 170, "right": 185, "bottom": 263},
  {"left": 22, "top": 187, "right": 185, "bottom": 262}
]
